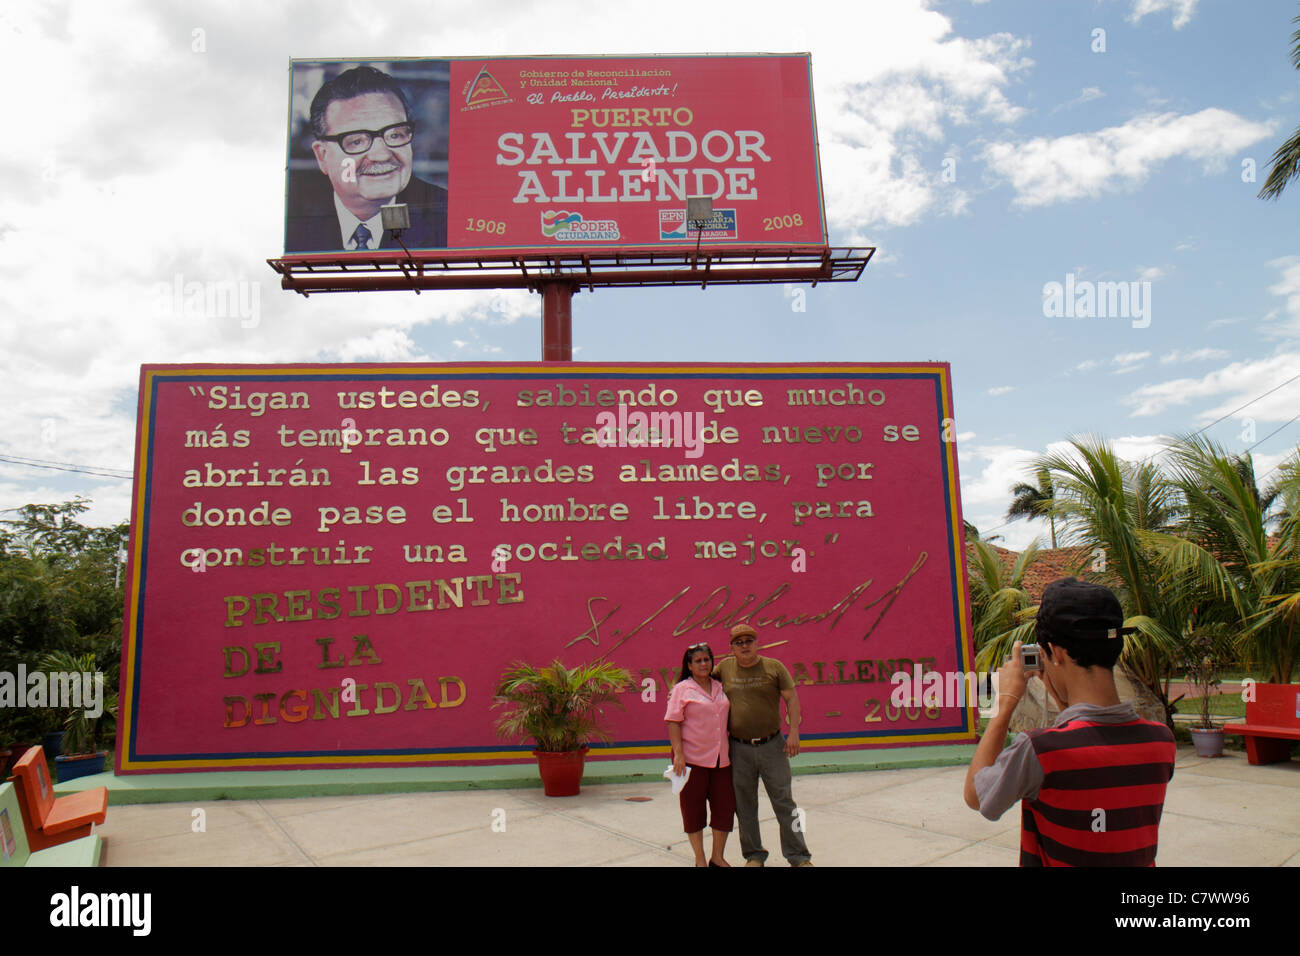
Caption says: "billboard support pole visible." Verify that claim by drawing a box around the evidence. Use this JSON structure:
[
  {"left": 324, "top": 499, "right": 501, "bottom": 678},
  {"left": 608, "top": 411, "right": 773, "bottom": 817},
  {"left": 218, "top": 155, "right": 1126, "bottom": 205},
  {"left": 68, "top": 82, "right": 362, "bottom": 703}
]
[{"left": 540, "top": 280, "right": 576, "bottom": 362}]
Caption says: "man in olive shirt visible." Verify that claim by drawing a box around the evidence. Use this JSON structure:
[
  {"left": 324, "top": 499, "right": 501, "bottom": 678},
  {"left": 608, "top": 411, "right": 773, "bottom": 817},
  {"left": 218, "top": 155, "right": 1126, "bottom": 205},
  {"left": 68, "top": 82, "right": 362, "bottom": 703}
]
[{"left": 713, "top": 623, "right": 812, "bottom": 866}]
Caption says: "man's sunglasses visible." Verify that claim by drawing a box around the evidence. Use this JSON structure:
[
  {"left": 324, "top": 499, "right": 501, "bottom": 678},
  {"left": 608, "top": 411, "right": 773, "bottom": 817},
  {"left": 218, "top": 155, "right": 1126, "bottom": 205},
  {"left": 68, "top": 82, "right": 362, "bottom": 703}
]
[{"left": 730, "top": 638, "right": 756, "bottom": 647}]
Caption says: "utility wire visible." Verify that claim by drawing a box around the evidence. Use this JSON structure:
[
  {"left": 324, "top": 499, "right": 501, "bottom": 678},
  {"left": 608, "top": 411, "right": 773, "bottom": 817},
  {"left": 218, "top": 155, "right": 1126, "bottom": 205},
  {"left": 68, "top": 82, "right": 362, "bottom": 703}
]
[
  {"left": 0, "top": 454, "right": 132, "bottom": 480},
  {"left": 1185, "top": 370, "right": 1300, "bottom": 441},
  {"left": 1249, "top": 415, "right": 1300, "bottom": 483},
  {"left": 1125, "top": 369, "right": 1300, "bottom": 471}
]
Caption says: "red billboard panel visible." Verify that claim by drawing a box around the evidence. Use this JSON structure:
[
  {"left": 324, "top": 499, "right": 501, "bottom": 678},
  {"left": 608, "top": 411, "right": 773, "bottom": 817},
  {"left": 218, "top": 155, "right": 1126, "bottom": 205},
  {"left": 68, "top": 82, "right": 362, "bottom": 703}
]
[
  {"left": 118, "top": 363, "right": 973, "bottom": 773},
  {"left": 284, "top": 56, "right": 827, "bottom": 254}
]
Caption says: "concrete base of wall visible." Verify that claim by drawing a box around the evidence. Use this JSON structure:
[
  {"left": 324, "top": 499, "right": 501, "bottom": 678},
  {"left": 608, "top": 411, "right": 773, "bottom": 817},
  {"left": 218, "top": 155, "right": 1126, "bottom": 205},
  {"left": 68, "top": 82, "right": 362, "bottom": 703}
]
[{"left": 55, "top": 745, "right": 978, "bottom": 805}]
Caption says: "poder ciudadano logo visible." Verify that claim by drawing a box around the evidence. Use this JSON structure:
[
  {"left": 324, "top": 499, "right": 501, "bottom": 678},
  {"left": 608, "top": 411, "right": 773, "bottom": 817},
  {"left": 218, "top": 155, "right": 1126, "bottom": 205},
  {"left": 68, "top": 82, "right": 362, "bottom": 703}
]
[{"left": 540, "top": 210, "right": 620, "bottom": 241}]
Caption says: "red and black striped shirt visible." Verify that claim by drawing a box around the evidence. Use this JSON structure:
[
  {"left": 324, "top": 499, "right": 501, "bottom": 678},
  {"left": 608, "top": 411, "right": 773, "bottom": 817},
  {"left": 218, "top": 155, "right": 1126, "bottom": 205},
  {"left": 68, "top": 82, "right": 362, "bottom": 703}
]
[{"left": 1020, "top": 717, "right": 1175, "bottom": 867}]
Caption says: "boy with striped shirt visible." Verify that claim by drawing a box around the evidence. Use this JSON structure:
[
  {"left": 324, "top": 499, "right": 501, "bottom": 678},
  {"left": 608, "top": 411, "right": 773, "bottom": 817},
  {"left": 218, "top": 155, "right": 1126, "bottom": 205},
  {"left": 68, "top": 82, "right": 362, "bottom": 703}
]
[{"left": 964, "top": 578, "right": 1176, "bottom": 866}]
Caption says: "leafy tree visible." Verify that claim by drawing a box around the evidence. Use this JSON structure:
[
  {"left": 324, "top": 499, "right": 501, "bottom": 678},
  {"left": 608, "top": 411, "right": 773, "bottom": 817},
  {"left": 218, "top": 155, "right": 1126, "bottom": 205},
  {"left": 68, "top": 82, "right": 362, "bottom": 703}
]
[
  {"left": 1258, "top": 10, "right": 1300, "bottom": 200},
  {"left": 1007, "top": 467, "right": 1058, "bottom": 548},
  {"left": 0, "top": 498, "right": 127, "bottom": 745}
]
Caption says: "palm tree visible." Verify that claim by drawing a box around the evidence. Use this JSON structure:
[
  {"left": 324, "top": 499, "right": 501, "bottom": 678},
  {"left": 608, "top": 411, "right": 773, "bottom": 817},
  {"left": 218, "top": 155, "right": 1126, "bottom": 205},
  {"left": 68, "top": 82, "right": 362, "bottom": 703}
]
[
  {"left": 1007, "top": 467, "right": 1058, "bottom": 548},
  {"left": 1262, "top": 459, "right": 1293, "bottom": 531},
  {"left": 1154, "top": 436, "right": 1300, "bottom": 684},
  {"left": 1254, "top": 453, "right": 1300, "bottom": 671},
  {"left": 1033, "top": 437, "right": 1188, "bottom": 724},
  {"left": 1258, "top": 10, "right": 1300, "bottom": 200},
  {"left": 1124, "top": 459, "right": 1183, "bottom": 535},
  {"left": 969, "top": 539, "right": 1042, "bottom": 672}
]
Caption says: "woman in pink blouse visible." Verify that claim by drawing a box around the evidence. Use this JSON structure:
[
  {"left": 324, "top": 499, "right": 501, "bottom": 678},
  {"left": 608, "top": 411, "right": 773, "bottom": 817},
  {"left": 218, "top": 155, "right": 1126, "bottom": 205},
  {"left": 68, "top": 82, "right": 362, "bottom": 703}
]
[{"left": 665, "top": 642, "right": 734, "bottom": 867}]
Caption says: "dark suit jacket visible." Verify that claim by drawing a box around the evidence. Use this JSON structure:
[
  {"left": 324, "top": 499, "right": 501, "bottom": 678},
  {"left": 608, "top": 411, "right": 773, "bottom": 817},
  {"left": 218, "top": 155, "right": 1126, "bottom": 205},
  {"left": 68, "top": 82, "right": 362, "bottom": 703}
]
[{"left": 285, "top": 170, "right": 448, "bottom": 253}]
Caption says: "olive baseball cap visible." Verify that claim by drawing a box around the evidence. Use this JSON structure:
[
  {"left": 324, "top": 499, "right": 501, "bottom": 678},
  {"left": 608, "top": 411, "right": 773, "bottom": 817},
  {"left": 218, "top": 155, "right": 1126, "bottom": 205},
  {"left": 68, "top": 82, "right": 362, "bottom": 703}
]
[{"left": 1036, "top": 578, "right": 1135, "bottom": 641}]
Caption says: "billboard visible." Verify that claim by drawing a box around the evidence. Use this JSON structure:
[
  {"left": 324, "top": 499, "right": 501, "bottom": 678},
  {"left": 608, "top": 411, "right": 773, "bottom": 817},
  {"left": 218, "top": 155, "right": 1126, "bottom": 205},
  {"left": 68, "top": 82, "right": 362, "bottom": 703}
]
[
  {"left": 118, "top": 363, "right": 974, "bottom": 773},
  {"left": 284, "top": 55, "right": 827, "bottom": 254}
]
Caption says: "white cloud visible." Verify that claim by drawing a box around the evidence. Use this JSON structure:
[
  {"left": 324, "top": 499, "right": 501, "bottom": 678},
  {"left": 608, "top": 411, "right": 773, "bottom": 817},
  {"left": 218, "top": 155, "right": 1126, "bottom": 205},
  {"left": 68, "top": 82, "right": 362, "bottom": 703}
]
[
  {"left": 1076, "top": 359, "right": 1100, "bottom": 371},
  {"left": 1265, "top": 255, "right": 1300, "bottom": 340},
  {"left": 1128, "top": 0, "right": 1198, "bottom": 30},
  {"left": 1123, "top": 353, "right": 1300, "bottom": 419},
  {"left": 1138, "top": 265, "right": 1165, "bottom": 281},
  {"left": 956, "top": 442, "right": 1041, "bottom": 549},
  {"left": 988, "top": 385, "right": 1015, "bottom": 395},
  {"left": 1159, "top": 347, "right": 1228, "bottom": 364},
  {"left": 814, "top": 11, "right": 1034, "bottom": 237},
  {"left": 1112, "top": 434, "right": 1169, "bottom": 459},
  {"left": 1113, "top": 351, "right": 1151, "bottom": 373},
  {"left": 327, "top": 328, "right": 423, "bottom": 363},
  {"left": 1052, "top": 86, "right": 1105, "bottom": 113},
  {"left": 981, "top": 109, "right": 1273, "bottom": 207}
]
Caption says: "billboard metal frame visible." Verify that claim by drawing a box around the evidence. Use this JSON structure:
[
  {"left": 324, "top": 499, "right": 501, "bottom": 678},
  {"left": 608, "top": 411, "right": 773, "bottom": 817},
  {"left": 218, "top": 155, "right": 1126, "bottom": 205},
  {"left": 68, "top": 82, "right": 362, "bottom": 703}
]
[{"left": 267, "top": 245, "right": 875, "bottom": 359}]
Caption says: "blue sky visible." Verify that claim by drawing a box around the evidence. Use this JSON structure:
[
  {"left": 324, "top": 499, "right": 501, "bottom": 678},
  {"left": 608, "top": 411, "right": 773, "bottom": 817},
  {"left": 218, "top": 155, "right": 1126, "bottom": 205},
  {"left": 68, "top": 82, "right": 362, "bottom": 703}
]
[{"left": 1, "top": 0, "right": 1297, "bottom": 550}]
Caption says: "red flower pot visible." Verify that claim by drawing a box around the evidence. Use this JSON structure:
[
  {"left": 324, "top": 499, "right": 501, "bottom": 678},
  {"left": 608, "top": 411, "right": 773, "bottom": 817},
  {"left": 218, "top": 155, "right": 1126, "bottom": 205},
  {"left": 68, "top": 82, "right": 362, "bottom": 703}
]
[{"left": 533, "top": 747, "right": 589, "bottom": 796}]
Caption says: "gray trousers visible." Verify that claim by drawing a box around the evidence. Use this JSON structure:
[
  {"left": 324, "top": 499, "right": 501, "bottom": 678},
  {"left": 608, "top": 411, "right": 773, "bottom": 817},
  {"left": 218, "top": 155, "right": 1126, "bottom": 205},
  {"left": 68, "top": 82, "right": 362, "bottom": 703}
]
[{"left": 729, "top": 735, "right": 811, "bottom": 864}]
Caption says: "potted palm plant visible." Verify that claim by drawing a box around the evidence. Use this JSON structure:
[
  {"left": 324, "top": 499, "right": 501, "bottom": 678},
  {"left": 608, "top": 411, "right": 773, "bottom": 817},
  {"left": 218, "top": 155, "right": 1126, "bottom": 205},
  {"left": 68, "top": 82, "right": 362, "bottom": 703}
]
[
  {"left": 492, "top": 658, "right": 632, "bottom": 796},
  {"left": 1176, "top": 628, "right": 1232, "bottom": 757},
  {"left": 39, "top": 650, "right": 116, "bottom": 781}
]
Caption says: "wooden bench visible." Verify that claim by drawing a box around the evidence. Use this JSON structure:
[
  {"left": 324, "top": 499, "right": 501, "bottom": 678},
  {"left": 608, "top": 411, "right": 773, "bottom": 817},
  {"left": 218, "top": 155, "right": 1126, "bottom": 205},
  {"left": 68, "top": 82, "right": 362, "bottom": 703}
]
[
  {"left": 5, "top": 747, "right": 108, "bottom": 852},
  {"left": 1223, "top": 684, "right": 1300, "bottom": 765},
  {"left": 0, "top": 781, "right": 101, "bottom": 866}
]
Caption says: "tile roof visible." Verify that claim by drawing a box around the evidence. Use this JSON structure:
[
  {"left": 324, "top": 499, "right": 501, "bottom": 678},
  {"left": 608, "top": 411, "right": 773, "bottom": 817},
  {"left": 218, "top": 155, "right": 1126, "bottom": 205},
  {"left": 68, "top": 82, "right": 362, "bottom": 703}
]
[{"left": 964, "top": 541, "right": 1096, "bottom": 602}]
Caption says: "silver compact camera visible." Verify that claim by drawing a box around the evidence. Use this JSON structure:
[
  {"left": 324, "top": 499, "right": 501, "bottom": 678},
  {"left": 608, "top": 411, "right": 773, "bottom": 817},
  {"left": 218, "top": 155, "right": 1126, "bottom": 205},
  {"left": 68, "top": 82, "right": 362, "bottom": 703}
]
[{"left": 1021, "top": 643, "right": 1041, "bottom": 673}]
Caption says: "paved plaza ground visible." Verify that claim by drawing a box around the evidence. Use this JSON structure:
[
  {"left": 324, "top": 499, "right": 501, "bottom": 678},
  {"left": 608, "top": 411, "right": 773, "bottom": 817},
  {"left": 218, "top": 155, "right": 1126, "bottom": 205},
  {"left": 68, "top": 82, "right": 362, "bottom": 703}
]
[{"left": 89, "top": 746, "right": 1300, "bottom": 866}]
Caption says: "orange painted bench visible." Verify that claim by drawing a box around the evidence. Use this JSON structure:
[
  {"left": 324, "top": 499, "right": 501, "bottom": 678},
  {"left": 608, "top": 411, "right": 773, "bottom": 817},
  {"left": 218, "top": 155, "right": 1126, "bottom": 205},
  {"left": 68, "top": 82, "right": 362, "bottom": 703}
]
[
  {"left": 0, "top": 781, "right": 102, "bottom": 866},
  {"left": 5, "top": 747, "right": 107, "bottom": 852},
  {"left": 1223, "top": 684, "right": 1300, "bottom": 766}
]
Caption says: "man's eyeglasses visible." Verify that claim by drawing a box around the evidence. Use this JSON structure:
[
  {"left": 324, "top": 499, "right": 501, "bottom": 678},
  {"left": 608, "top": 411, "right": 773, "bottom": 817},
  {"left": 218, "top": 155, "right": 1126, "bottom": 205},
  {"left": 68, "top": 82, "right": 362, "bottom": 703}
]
[
  {"left": 730, "top": 638, "right": 756, "bottom": 647},
  {"left": 319, "top": 122, "right": 415, "bottom": 155}
]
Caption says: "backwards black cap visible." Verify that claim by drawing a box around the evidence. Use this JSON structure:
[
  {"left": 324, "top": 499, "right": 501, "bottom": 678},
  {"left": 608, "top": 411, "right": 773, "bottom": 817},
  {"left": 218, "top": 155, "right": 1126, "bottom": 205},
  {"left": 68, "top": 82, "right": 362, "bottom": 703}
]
[{"left": 1035, "top": 577, "right": 1136, "bottom": 642}]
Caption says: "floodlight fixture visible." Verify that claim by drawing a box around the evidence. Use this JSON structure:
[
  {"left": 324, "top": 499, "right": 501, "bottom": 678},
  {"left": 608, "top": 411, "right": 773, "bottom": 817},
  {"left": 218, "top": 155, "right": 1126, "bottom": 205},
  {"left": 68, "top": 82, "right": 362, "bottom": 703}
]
[
  {"left": 381, "top": 203, "right": 411, "bottom": 234},
  {"left": 686, "top": 195, "right": 713, "bottom": 229}
]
